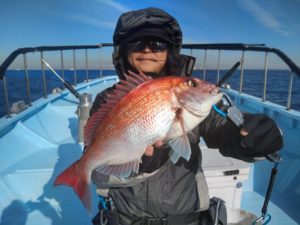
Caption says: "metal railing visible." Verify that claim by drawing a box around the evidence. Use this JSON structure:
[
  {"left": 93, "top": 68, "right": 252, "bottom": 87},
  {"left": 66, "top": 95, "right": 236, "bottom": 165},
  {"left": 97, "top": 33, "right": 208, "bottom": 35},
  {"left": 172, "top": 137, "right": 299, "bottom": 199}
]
[
  {"left": 0, "top": 43, "right": 299, "bottom": 117},
  {"left": 0, "top": 44, "right": 113, "bottom": 116}
]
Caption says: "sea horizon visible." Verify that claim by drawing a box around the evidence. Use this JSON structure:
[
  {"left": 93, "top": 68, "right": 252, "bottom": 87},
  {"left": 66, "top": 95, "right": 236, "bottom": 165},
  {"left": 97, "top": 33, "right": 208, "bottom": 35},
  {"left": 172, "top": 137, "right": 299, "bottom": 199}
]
[{"left": 0, "top": 69, "right": 299, "bottom": 117}]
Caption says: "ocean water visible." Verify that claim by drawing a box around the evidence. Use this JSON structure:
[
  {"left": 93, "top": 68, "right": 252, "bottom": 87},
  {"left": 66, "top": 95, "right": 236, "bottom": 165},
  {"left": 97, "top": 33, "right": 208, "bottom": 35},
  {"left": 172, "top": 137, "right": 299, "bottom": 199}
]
[{"left": 0, "top": 69, "right": 299, "bottom": 117}]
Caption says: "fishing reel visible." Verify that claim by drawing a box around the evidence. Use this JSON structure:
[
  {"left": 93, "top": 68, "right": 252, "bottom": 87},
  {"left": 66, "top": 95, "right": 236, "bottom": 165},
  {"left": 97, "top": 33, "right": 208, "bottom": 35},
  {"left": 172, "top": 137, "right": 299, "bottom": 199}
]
[
  {"left": 213, "top": 92, "right": 282, "bottom": 163},
  {"left": 212, "top": 59, "right": 282, "bottom": 163}
]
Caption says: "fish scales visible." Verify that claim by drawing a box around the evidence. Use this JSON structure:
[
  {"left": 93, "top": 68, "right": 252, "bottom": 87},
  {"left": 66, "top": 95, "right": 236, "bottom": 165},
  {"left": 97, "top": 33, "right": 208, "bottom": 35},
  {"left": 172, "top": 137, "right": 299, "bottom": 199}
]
[{"left": 89, "top": 78, "right": 180, "bottom": 163}]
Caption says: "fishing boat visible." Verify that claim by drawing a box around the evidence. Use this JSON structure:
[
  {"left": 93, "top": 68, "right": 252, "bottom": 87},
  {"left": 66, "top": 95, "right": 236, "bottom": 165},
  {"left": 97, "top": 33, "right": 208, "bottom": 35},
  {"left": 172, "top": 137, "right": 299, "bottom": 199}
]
[{"left": 0, "top": 43, "right": 299, "bottom": 225}]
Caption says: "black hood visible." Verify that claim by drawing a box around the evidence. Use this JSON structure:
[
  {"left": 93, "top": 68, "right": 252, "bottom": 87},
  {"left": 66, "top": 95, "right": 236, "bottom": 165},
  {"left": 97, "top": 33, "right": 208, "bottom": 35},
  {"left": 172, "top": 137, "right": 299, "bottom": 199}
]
[
  {"left": 113, "top": 7, "right": 182, "bottom": 52},
  {"left": 112, "top": 7, "right": 195, "bottom": 79}
]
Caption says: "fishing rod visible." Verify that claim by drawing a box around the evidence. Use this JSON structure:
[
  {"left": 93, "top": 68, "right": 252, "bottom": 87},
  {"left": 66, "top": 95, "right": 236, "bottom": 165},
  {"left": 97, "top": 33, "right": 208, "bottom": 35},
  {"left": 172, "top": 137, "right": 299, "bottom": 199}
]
[
  {"left": 42, "top": 59, "right": 80, "bottom": 99},
  {"left": 217, "top": 60, "right": 241, "bottom": 87},
  {"left": 213, "top": 61, "right": 282, "bottom": 225}
]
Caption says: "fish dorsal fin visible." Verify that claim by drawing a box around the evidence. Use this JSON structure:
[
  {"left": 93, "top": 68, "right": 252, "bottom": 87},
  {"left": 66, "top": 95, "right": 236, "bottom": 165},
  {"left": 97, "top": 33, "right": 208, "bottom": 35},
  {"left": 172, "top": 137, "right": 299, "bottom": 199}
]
[{"left": 84, "top": 71, "right": 152, "bottom": 148}]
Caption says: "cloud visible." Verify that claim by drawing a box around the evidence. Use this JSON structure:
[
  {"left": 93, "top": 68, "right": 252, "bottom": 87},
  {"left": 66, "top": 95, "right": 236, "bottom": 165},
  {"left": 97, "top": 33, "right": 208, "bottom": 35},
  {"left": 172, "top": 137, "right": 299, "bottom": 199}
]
[
  {"left": 95, "top": 0, "right": 130, "bottom": 13},
  {"left": 50, "top": 0, "right": 130, "bottom": 30},
  {"left": 66, "top": 13, "right": 116, "bottom": 29},
  {"left": 69, "top": 0, "right": 130, "bottom": 28},
  {"left": 238, "top": 0, "right": 290, "bottom": 36}
]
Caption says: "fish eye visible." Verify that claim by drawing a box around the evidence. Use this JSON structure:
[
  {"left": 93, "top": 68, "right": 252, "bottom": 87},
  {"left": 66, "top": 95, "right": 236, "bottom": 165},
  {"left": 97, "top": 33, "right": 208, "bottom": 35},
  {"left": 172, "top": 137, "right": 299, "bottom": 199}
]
[{"left": 186, "top": 79, "right": 198, "bottom": 87}]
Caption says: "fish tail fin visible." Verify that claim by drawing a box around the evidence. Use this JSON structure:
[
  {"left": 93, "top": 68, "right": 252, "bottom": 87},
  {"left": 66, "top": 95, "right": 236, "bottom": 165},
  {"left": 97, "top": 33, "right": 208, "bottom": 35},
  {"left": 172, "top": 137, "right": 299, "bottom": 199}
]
[{"left": 54, "top": 162, "right": 92, "bottom": 213}]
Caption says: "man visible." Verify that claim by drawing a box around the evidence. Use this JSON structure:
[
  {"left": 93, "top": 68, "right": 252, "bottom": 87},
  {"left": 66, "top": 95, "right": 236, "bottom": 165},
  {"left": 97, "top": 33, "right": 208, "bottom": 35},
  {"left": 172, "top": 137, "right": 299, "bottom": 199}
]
[{"left": 89, "top": 7, "right": 283, "bottom": 225}]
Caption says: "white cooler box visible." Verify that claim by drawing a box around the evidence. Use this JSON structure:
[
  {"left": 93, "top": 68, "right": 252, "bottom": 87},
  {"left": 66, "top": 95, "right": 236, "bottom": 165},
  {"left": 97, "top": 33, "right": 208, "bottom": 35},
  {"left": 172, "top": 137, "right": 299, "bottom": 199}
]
[{"left": 200, "top": 141, "right": 251, "bottom": 210}]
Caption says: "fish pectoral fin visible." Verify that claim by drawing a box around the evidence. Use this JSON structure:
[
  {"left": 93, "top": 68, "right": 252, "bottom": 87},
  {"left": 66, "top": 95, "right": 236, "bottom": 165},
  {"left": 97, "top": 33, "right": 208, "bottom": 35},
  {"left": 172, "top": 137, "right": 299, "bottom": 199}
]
[
  {"left": 167, "top": 108, "right": 192, "bottom": 163},
  {"left": 98, "top": 159, "right": 141, "bottom": 178},
  {"left": 169, "top": 150, "right": 181, "bottom": 163},
  {"left": 168, "top": 134, "right": 191, "bottom": 163}
]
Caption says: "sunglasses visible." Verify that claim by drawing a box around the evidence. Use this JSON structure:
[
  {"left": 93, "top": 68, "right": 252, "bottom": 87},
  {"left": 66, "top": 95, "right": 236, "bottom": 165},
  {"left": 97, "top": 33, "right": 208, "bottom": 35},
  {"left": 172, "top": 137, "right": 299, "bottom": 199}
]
[{"left": 127, "top": 40, "right": 170, "bottom": 53}]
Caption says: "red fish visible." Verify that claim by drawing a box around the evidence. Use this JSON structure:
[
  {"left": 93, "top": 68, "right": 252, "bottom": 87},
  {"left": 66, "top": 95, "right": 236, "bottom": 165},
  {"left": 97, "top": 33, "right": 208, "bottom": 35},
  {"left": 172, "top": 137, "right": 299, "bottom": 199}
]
[{"left": 54, "top": 72, "right": 222, "bottom": 212}]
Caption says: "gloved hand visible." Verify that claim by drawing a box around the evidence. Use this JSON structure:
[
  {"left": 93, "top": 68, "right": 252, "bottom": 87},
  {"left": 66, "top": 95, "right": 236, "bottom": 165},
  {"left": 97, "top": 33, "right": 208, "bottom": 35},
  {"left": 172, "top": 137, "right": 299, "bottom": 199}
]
[{"left": 240, "top": 114, "right": 283, "bottom": 157}]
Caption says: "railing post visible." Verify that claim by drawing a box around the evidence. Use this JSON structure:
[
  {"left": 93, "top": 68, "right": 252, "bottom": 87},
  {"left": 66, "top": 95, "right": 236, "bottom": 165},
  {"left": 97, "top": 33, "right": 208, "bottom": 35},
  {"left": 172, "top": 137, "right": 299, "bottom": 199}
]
[
  {"left": 60, "top": 50, "right": 65, "bottom": 81},
  {"left": 239, "top": 51, "right": 245, "bottom": 93},
  {"left": 2, "top": 76, "right": 10, "bottom": 117},
  {"left": 262, "top": 52, "right": 269, "bottom": 102},
  {"left": 287, "top": 71, "right": 294, "bottom": 110},
  {"left": 190, "top": 49, "right": 194, "bottom": 74},
  {"left": 23, "top": 53, "right": 32, "bottom": 105},
  {"left": 203, "top": 49, "right": 207, "bottom": 80},
  {"left": 99, "top": 44, "right": 103, "bottom": 77},
  {"left": 40, "top": 51, "right": 47, "bottom": 98},
  {"left": 85, "top": 48, "right": 89, "bottom": 81},
  {"left": 73, "top": 49, "right": 77, "bottom": 86},
  {"left": 217, "top": 50, "right": 221, "bottom": 83}
]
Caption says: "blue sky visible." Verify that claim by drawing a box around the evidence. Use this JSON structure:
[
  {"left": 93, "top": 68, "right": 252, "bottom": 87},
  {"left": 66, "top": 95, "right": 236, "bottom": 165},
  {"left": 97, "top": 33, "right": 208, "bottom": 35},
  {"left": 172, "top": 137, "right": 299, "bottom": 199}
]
[{"left": 0, "top": 0, "right": 299, "bottom": 69}]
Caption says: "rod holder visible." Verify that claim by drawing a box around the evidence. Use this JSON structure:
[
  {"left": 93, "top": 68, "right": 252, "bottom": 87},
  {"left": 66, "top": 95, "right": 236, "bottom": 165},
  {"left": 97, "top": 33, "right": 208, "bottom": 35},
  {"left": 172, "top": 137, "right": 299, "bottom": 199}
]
[{"left": 77, "top": 93, "right": 92, "bottom": 143}]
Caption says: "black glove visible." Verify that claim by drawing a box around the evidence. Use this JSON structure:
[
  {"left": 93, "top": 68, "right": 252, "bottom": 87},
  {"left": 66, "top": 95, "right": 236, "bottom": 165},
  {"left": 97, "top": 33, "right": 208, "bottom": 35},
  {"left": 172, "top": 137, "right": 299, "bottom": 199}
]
[{"left": 240, "top": 114, "right": 283, "bottom": 157}]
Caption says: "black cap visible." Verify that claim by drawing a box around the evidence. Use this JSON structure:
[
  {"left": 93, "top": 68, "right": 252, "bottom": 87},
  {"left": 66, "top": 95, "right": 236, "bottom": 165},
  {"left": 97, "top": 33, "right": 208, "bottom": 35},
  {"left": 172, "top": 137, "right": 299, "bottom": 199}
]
[{"left": 125, "top": 26, "right": 174, "bottom": 44}]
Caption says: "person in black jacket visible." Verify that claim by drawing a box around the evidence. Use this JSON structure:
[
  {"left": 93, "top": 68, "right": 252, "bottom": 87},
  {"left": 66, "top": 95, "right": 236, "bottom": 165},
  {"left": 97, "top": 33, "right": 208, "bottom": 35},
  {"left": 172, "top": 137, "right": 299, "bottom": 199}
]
[{"left": 89, "top": 7, "right": 283, "bottom": 225}]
